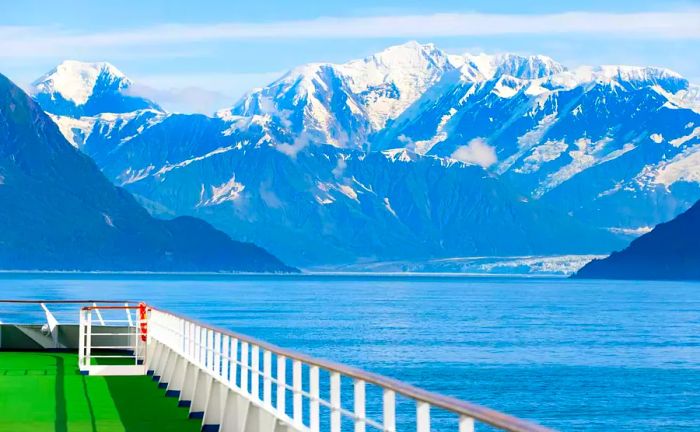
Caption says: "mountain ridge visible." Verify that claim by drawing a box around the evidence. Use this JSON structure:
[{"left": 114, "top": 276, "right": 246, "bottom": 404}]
[
  {"left": 0, "top": 72, "right": 294, "bottom": 272},
  {"left": 28, "top": 43, "right": 700, "bottom": 267}
]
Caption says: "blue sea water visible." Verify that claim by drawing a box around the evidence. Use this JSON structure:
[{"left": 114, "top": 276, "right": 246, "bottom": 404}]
[{"left": 1, "top": 273, "right": 699, "bottom": 431}]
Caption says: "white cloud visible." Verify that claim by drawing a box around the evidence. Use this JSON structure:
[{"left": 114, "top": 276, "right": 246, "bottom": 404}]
[
  {"left": 126, "top": 72, "right": 282, "bottom": 114},
  {"left": 332, "top": 158, "right": 347, "bottom": 179},
  {"left": 126, "top": 83, "right": 229, "bottom": 114},
  {"left": 451, "top": 138, "right": 498, "bottom": 168},
  {"left": 277, "top": 133, "right": 311, "bottom": 159},
  {"left": 1, "top": 10, "right": 699, "bottom": 60},
  {"left": 397, "top": 134, "right": 416, "bottom": 152}
]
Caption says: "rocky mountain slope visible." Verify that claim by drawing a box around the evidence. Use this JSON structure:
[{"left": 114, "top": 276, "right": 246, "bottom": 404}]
[
  {"left": 0, "top": 73, "right": 293, "bottom": 272},
  {"left": 574, "top": 199, "right": 700, "bottom": 280}
]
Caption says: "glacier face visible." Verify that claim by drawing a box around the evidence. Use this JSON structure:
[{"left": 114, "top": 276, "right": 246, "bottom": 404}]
[{"left": 32, "top": 42, "right": 700, "bottom": 266}]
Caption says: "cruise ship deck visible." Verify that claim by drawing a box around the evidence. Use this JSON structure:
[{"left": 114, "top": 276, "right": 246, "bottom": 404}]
[{"left": 0, "top": 351, "right": 201, "bottom": 431}]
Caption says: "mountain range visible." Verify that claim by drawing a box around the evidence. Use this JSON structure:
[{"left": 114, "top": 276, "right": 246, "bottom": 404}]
[
  {"left": 30, "top": 42, "right": 700, "bottom": 267},
  {"left": 0, "top": 73, "right": 294, "bottom": 272}
]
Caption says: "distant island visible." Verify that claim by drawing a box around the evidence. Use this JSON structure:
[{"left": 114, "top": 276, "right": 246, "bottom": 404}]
[{"left": 574, "top": 199, "right": 700, "bottom": 280}]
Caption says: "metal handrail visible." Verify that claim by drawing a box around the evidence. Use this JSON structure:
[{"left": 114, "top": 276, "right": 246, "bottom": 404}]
[
  {"left": 154, "top": 306, "right": 555, "bottom": 432},
  {"left": 0, "top": 299, "right": 132, "bottom": 303},
  {"left": 0, "top": 300, "right": 554, "bottom": 431}
]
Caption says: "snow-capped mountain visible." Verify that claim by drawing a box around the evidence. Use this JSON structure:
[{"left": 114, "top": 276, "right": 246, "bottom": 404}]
[
  {"left": 31, "top": 60, "right": 161, "bottom": 117},
  {"left": 374, "top": 60, "right": 700, "bottom": 230},
  {"left": 222, "top": 42, "right": 566, "bottom": 150},
  {"left": 0, "top": 72, "right": 292, "bottom": 272},
  {"left": 220, "top": 42, "right": 700, "bottom": 234},
  {"left": 30, "top": 42, "right": 700, "bottom": 266}
]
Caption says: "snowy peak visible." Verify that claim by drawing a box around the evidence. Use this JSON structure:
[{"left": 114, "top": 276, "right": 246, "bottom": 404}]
[
  {"left": 225, "top": 42, "right": 697, "bottom": 155},
  {"left": 491, "top": 53, "right": 566, "bottom": 80},
  {"left": 450, "top": 53, "right": 567, "bottom": 81},
  {"left": 595, "top": 65, "right": 684, "bottom": 84},
  {"left": 32, "top": 60, "right": 161, "bottom": 117},
  {"left": 357, "top": 41, "right": 450, "bottom": 73},
  {"left": 451, "top": 53, "right": 566, "bottom": 81},
  {"left": 542, "top": 65, "right": 688, "bottom": 93},
  {"left": 226, "top": 41, "right": 456, "bottom": 147},
  {"left": 32, "top": 60, "right": 127, "bottom": 105},
  {"left": 337, "top": 42, "right": 454, "bottom": 130}
]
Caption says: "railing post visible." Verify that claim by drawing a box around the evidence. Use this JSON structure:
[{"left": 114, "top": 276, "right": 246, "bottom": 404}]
[
  {"left": 180, "top": 318, "right": 186, "bottom": 355},
  {"left": 459, "top": 415, "right": 475, "bottom": 432},
  {"left": 231, "top": 338, "right": 239, "bottom": 387},
  {"left": 86, "top": 311, "right": 92, "bottom": 368},
  {"left": 214, "top": 331, "right": 221, "bottom": 375},
  {"left": 199, "top": 326, "right": 206, "bottom": 366},
  {"left": 416, "top": 402, "right": 430, "bottom": 432},
  {"left": 222, "top": 335, "right": 230, "bottom": 383},
  {"left": 188, "top": 322, "right": 195, "bottom": 360},
  {"left": 383, "top": 389, "right": 395, "bottom": 432},
  {"left": 263, "top": 350, "right": 272, "bottom": 405},
  {"left": 277, "top": 355, "right": 286, "bottom": 414},
  {"left": 251, "top": 345, "right": 260, "bottom": 399},
  {"left": 125, "top": 303, "right": 133, "bottom": 327},
  {"left": 78, "top": 309, "right": 85, "bottom": 368},
  {"left": 206, "top": 329, "right": 214, "bottom": 370},
  {"left": 330, "top": 372, "right": 341, "bottom": 432},
  {"left": 310, "top": 366, "right": 320, "bottom": 432},
  {"left": 293, "top": 360, "right": 302, "bottom": 425},
  {"left": 241, "top": 342, "right": 249, "bottom": 394},
  {"left": 354, "top": 379, "right": 366, "bottom": 432}
]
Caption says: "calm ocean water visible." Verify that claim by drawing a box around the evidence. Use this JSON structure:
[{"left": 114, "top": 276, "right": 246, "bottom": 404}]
[{"left": 1, "top": 273, "right": 699, "bottom": 431}]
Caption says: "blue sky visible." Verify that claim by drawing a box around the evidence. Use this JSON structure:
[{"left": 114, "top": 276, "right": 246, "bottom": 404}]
[{"left": 2, "top": 0, "right": 699, "bottom": 113}]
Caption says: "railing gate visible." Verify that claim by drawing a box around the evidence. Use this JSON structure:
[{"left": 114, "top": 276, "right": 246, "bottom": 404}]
[{"left": 78, "top": 305, "right": 147, "bottom": 376}]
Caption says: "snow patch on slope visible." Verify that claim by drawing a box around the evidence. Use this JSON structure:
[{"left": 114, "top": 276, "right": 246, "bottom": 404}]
[
  {"left": 536, "top": 137, "right": 633, "bottom": 197},
  {"left": 198, "top": 176, "right": 246, "bottom": 206},
  {"left": 499, "top": 114, "right": 558, "bottom": 174},
  {"left": 516, "top": 140, "right": 568, "bottom": 174},
  {"left": 383, "top": 197, "right": 398, "bottom": 217},
  {"left": 652, "top": 144, "right": 700, "bottom": 186},
  {"left": 47, "top": 113, "right": 96, "bottom": 148},
  {"left": 118, "top": 165, "right": 156, "bottom": 186},
  {"left": 156, "top": 146, "right": 236, "bottom": 176}
]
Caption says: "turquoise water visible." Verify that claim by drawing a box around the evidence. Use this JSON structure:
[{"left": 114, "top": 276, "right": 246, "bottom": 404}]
[{"left": 1, "top": 274, "right": 699, "bottom": 431}]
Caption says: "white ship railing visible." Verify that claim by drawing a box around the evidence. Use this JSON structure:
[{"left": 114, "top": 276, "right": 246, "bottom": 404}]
[
  {"left": 149, "top": 307, "right": 554, "bottom": 432},
  {"left": 78, "top": 304, "right": 147, "bottom": 376}
]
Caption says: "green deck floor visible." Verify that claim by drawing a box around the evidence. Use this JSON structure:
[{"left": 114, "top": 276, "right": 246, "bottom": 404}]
[{"left": 0, "top": 351, "right": 202, "bottom": 432}]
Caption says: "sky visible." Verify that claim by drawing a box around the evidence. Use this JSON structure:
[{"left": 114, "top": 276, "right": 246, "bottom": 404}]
[{"left": 2, "top": 0, "right": 699, "bottom": 113}]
